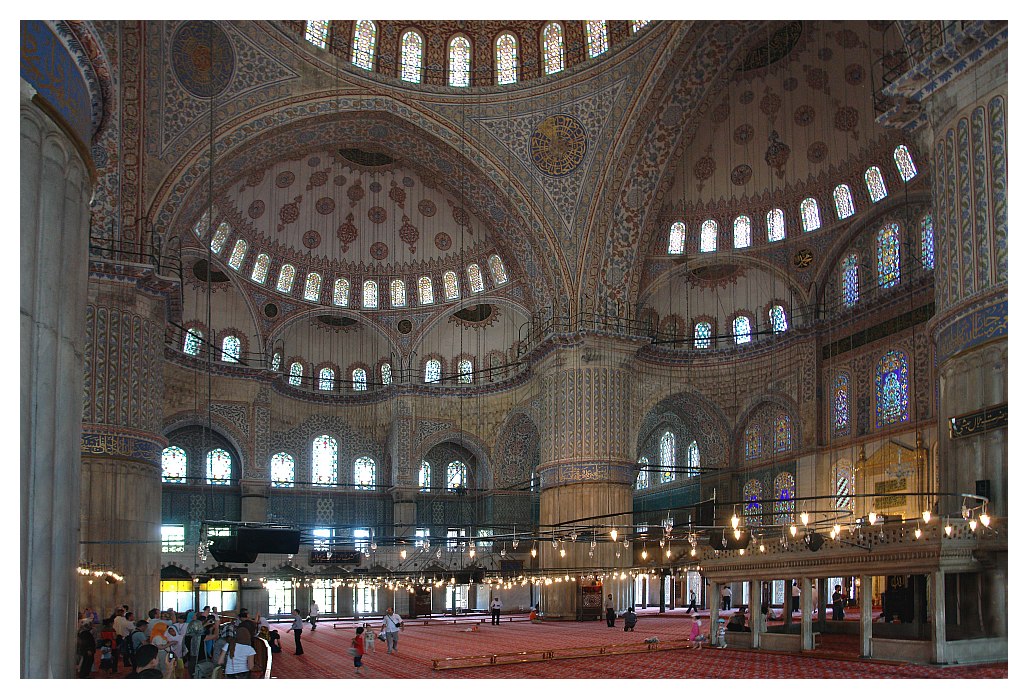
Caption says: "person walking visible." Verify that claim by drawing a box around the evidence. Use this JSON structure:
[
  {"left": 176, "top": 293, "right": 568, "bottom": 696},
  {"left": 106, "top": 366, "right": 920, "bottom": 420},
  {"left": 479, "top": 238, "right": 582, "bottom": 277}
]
[
  {"left": 76, "top": 620, "right": 96, "bottom": 678},
  {"left": 380, "top": 607, "right": 402, "bottom": 654},
  {"left": 604, "top": 594, "right": 616, "bottom": 628},
  {"left": 832, "top": 584, "right": 846, "bottom": 621},
  {"left": 351, "top": 627, "right": 366, "bottom": 676},
  {"left": 289, "top": 609, "right": 304, "bottom": 655},
  {"left": 308, "top": 601, "right": 319, "bottom": 631},
  {"left": 490, "top": 597, "right": 502, "bottom": 625},
  {"left": 721, "top": 584, "right": 732, "bottom": 611},
  {"left": 791, "top": 581, "right": 801, "bottom": 616},
  {"left": 684, "top": 590, "right": 698, "bottom": 614}
]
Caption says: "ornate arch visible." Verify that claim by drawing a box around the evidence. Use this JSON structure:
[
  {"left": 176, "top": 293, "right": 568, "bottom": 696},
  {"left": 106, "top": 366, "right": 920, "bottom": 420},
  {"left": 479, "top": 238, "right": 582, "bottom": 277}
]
[{"left": 415, "top": 429, "right": 493, "bottom": 491}]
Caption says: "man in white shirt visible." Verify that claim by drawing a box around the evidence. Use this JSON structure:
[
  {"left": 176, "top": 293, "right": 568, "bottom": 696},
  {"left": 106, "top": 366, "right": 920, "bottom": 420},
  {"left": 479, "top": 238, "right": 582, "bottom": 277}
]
[
  {"left": 380, "top": 607, "right": 402, "bottom": 654},
  {"left": 490, "top": 597, "right": 502, "bottom": 625},
  {"left": 309, "top": 601, "right": 319, "bottom": 631}
]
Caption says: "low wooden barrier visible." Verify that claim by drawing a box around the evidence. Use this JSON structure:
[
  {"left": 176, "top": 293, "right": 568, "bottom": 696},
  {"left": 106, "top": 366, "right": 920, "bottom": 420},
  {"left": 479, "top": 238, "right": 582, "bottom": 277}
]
[{"left": 432, "top": 637, "right": 692, "bottom": 670}]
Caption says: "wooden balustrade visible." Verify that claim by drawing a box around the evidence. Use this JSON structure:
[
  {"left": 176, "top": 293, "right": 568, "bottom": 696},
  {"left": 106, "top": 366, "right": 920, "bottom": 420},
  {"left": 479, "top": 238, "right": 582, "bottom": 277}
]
[{"left": 432, "top": 637, "right": 692, "bottom": 670}]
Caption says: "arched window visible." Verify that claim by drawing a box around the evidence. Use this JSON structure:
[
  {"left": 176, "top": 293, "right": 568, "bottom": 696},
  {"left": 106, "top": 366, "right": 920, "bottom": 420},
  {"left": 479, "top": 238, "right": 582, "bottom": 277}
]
[
  {"left": 769, "top": 305, "right": 788, "bottom": 333},
  {"left": 418, "top": 276, "right": 434, "bottom": 305},
  {"left": 276, "top": 264, "right": 296, "bottom": 293},
  {"left": 668, "top": 221, "right": 686, "bottom": 254},
  {"left": 400, "top": 30, "right": 424, "bottom": 83},
  {"left": 488, "top": 254, "right": 508, "bottom": 285},
  {"left": 333, "top": 278, "right": 350, "bottom": 306},
  {"left": 467, "top": 263, "right": 485, "bottom": 293},
  {"left": 835, "top": 459, "right": 853, "bottom": 511},
  {"left": 894, "top": 145, "right": 917, "bottom": 181},
  {"left": 447, "top": 460, "right": 467, "bottom": 490},
  {"left": 221, "top": 335, "right": 240, "bottom": 363},
  {"left": 686, "top": 441, "right": 700, "bottom": 478},
  {"left": 443, "top": 271, "right": 460, "bottom": 300},
  {"left": 585, "top": 21, "right": 609, "bottom": 57},
  {"left": 773, "top": 471, "right": 795, "bottom": 524},
  {"left": 695, "top": 220, "right": 715, "bottom": 252},
  {"left": 733, "top": 215, "right": 751, "bottom": 249},
  {"left": 833, "top": 373, "right": 850, "bottom": 433},
  {"left": 659, "top": 431, "right": 675, "bottom": 483},
  {"left": 865, "top": 165, "right": 888, "bottom": 202},
  {"left": 183, "top": 328, "right": 203, "bottom": 356},
  {"left": 876, "top": 222, "right": 901, "bottom": 288},
  {"left": 318, "top": 367, "right": 335, "bottom": 391},
  {"left": 271, "top": 452, "right": 295, "bottom": 487},
  {"left": 732, "top": 315, "right": 752, "bottom": 344},
  {"left": 875, "top": 350, "right": 909, "bottom": 428},
  {"left": 767, "top": 208, "right": 786, "bottom": 241},
  {"left": 425, "top": 358, "right": 441, "bottom": 383},
  {"left": 362, "top": 280, "right": 378, "bottom": 308},
  {"left": 833, "top": 184, "right": 855, "bottom": 219},
  {"left": 303, "top": 272, "right": 322, "bottom": 301},
  {"left": 288, "top": 361, "right": 303, "bottom": 386},
  {"left": 457, "top": 358, "right": 473, "bottom": 383},
  {"left": 161, "top": 446, "right": 187, "bottom": 483},
  {"left": 354, "top": 457, "right": 376, "bottom": 490},
  {"left": 352, "top": 20, "right": 377, "bottom": 70},
  {"left": 636, "top": 456, "right": 649, "bottom": 490},
  {"left": 542, "top": 22, "right": 565, "bottom": 74},
  {"left": 743, "top": 479, "right": 762, "bottom": 526},
  {"left": 496, "top": 33, "right": 518, "bottom": 85},
  {"left": 210, "top": 222, "right": 230, "bottom": 254},
  {"left": 419, "top": 460, "right": 431, "bottom": 491},
  {"left": 842, "top": 253, "right": 859, "bottom": 307},
  {"left": 312, "top": 435, "right": 338, "bottom": 486},
  {"left": 305, "top": 20, "right": 329, "bottom": 49},
  {"left": 251, "top": 253, "right": 270, "bottom": 284},
  {"left": 352, "top": 367, "right": 368, "bottom": 391},
  {"left": 448, "top": 35, "right": 471, "bottom": 87},
  {"left": 228, "top": 239, "right": 247, "bottom": 269},
  {"left": 744, "top": 424, "right": 760, "bottom": 460},
  {"left": 773, "top": 412, "right": 792, "bottom": 452},
  {"left": 631, "top": 21, "right": 650, "bottom": 33},
  {"left": 921, "top": 213, "right": 935, "bottom": 270},
  {"left": 380, "top": 362, "right": 392, "bottom": 386},
  {"left": 271, "top": 352, "right": 282, "bottom": 371},
  {"left": 800, "top": 197, "right": 821, "bottom": 232},
  {"left": 694, "top": 321, "right": 712, "bottom": 349},
  {"left": 390, "top": 279, "right": 406, "bottom": 307},
  {"left": 206, "top": 448, "right": 232, "bottom": 485}
]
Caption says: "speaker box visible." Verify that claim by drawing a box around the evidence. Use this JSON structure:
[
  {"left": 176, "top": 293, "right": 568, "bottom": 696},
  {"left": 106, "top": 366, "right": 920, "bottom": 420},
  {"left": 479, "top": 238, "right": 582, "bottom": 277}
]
[
  {"left": 804, "top": 532, "right": 825, "bottom": 552},
  {"left": 209, "top": 540, "right": 258, "bottom": 564},
  {"left": 237, "top": 528, "right": 301, "bottom": 554},
  {"left": 976, "top": 479, "right": 991, "bottom": 502}
]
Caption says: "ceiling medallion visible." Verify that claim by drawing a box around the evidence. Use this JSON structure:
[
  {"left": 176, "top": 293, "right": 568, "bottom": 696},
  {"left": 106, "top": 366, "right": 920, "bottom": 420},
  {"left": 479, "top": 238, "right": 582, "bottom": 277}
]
[
  {"left": 793, "top": 248, "right": 814, "bottom": 269},
  {"left": 171, "top": 20, "right": 235, "bottom": 98},
  {"left": 530, "top": 114, "right": 587, "bottom": 177}
]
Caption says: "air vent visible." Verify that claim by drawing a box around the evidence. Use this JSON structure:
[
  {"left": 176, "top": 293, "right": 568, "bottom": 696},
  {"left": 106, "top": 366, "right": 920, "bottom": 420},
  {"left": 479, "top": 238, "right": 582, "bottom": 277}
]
[
  {"left": 453, "top": 304, "right": 493, "bottom": 323},
  {"left": 338, "top": 148, "right": 395, "bottom": 167},
  {"left": 192, "top": 259, "right": 229, "bottom": 283}
]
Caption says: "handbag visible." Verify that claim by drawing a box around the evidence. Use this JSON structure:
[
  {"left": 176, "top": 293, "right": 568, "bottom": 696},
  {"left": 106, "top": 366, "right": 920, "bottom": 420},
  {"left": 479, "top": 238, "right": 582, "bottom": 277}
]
[{"left": 377, "top": 631, "right": 387, "bottom": 641}]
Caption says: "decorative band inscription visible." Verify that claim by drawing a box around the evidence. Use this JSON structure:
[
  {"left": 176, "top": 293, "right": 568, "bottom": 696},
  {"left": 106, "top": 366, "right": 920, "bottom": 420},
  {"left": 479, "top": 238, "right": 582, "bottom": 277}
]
[
  {"left": 949, "top": 403, "right": 1007, "bottom": 439},
  {"left": 81, "top": 430, "right": 164, "bottom": 465},
  {"left": 935, "top": 299, "right": 1007, "bottom": 363}
]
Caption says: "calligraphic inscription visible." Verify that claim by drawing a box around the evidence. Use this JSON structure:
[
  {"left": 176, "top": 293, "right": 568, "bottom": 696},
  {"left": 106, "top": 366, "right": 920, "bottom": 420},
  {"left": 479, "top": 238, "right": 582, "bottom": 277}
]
[
  {"left": 539, "top": 462, "right": 634, "bottom": 489},
  {"left": 949, "top": 402, "right": 1007, "bottom": 439},
  {"left": 171, "top": 21, "right": 235, "bottom": 98},
  {"left": 310, "top": 550, "right": 361, "bottom": 566},
  {"left": 793, "top": 248, "right": 814, "bottom": 269},
  {"left": 935, "top": 299, "right": 1007, "bottom": 363},
  {"left": 81, "top": 431, "right": 164, "bottom": 466},
  {"left": 873, "top": 477, "right": 906, "bottom": 509},
  {"left": 530, "top": 114, "right": 587, "bottom": 176}
]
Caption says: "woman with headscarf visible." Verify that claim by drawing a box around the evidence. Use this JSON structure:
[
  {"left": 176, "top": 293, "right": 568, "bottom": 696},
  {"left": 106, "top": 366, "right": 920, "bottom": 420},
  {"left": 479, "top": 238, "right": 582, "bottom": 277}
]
[{"left": 218, "top": 626, "right": 255, "bottom": 678}]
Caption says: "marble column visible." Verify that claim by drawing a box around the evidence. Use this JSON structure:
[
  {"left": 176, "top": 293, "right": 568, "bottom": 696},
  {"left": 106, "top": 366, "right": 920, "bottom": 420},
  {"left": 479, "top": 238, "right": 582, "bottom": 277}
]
[
  {"left": 929, "top": 571, "right": 947, "bottom": 663},
  {"left": 860, "top": 574, "right": 873, "bottom": 657},
  {"left": 706, "top": 578, "right": 718, "bottom": 645},
  {"left": 749, "top": 577, "right": 760, "bottom": 648},
  {"left": 800, "top": 576, "right": 813, "bottom": 650}
]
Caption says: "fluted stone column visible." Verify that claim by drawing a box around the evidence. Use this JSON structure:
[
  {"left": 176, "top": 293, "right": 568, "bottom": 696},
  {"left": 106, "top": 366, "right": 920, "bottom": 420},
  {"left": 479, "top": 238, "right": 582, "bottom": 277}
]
[{"left": 21, "top": 79, "right": 93, "bottom": 678}]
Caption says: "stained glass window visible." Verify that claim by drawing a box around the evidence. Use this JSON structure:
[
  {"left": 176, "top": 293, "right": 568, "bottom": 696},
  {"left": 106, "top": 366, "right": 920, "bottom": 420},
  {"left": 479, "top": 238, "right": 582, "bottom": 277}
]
[
  {"left": 631, "top": 21, "right": 650, "bottom": 33},
  {"left": 865, "top": 166, "right": 887, "bottom": 202},
  {"left": 209, "top": 222, "right": 230, "bottom": 254},
  {"left": 734, "top": 215, "right": 751, "bottom": 249},
  {"left": 833, "top": 184, "right": 855, "bottom": 220},
  {"left": 271, "top": 352, "right": 282, "bottom": 371},
  {"left": 443, "top": 271, "right": 460, "bottom": 300},
  {"left": 636, "top": 456, "right": 649, "bottom": 490},
  {"left": 318, "top": 367, "right": 335, "bottom": 391},
  {"left": 894, "top": 145, "right": 917, "bottom": 181},
  {"left": 496, "top": 33, "right": 518, "bottom": 85},
  {"left": 276, "top": 264, "right": 296, "bottom": 293},
  {"left": 876, "top": 222, "right": 901, "bottom": 289},
  {"left": 161, "top": 446, "right": 187, "bottom": 483},
  {"left": 767, "top": 208, "right": 786, "bottom": 241},
  {"left": 542, "top": 22, "right": 564, "bottom": 74},
  {"left": 206, "top": 448, "right": 232, "bottom": 485},
  {"left": 733, "top": 315, "right": 751, "bottom": 344},
  {"left": 221, "top": 335, "right": 240, "bottom": 363},
  {"left": 449, "top": 35, "right": 471, "bottom": 87},
  {"left": 585, "top": 21, "right": 609, "bottom": 57},
  {"left": 193, "top": 209, "right": 212, "bottom": 239},
  {"left": 773, "top": 412, "right": 791, "bottom": 452},
  {"left": 773, "top": 471, "right": 795, "bottom": 524},
  {"left": 304, "top": 272, "right": 322, "bottom": 301},
  {"left": 333, "top": 278, "right": 350, "bottom": 306},
  {"left": 419, "top": 460, "right": 431, "bottom": 491},
  {"left": 769, "top": 305, "right": 788, "bottom": 333},
  {"left": 354, "top": 456, "right": 376, "bottom": 490},
  {"left": 305, "top": 20, "right": 329, "bottom": 49},
  {"left": 921, "top": 213, "right": 935, "bottom": 269},
  {"left": 271, "top": 452, "right": 295, "bottom": 487},
  {"left": 447, "top": 460, "right": 467, "bottom": 490},
  {"left": 800, "top": 197, "right": 821, "bottom": 232},
  {"left": 875, "top": 350, "right": 909, "bottom": 428},
  {"left": 288, "top": 361, "right": 303, "bottom": 386},
  {"left": 425, "top": 358, "right": 441, "bottom": 383},
  {"left": 400, "top": 30, "right": 424, "bottom": 83},
  {"left": 660, "top": 431, "right": 675, "bottom": 483},
  {"left": 352, "top": 367, "right": 367, "bottom": 391},
  {"left": 699, "top": 220, "right": 718, "bottom": 252},
  {"left": 686, "top": 440, "right": 700, "bottom": 478},
  {"left": 467, "top": 263, "right": 485, "bottom": 293},
  {"left": 835, "top": 459, "right": 853, "bottom": 511},
  {"left": 833, "top": 373, "right": 850, "bottom": 433},
  {"left": 390, "top": 279, "right": 406, "bottom": 307},
  {"left": 183, "top": 328, "right": 203, "bottom": 356},
  {"left": 668, "top": 221, "right": 686, "bottom": 254},
  {"left": 312, "top": 435, "right": 337, "bottom": 486},
  {"left": 352, "top": 20, "right": 377, "bottom": 70},
  {"left": 418, "top": 276, "right": 434, "bottom": 305},
  {"left": 743, "top": 479, "right": 762, "bottom": 526},
  {"left": 694, "top": 321, "right": 712, "bottom": 349},
  {"left": 251, "top": 253, "right": 270, "bottom": 284},
  {"left": 744, "top": 424, "right": 760, "bottom": 460},
  {"left": 842, "top": 253, "right": 859, "bottom": 307},
  {"left": 380, "top": 363, "right": 392, "bottom": 386},
  {"left": 458, "top": 358, "right": 473, "bottom": 383},
  {"left": 488, "top": 254, "right": 508, "bottom": 285},
  {"left": 228, "top": 239, "right": 247, "bottom": 269},
  {"left": 363, "top": 280, "right": 378, "bottom": 308}
]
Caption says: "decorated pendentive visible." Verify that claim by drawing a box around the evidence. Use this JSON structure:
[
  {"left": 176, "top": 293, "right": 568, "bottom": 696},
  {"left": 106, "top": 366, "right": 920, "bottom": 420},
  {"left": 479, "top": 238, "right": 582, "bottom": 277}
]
[
  {"left": 529, "top": 114, "right": 587, "bottom": 177},
  {"left": 171, "top": 20, "right": 235, "bottom": 98}
]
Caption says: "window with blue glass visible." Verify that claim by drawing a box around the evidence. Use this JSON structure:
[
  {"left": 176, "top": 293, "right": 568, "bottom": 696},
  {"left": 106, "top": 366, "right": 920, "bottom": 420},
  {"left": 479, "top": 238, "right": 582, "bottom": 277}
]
[{"left": 875, "top": 350, "right": 909, "bottom": 428}]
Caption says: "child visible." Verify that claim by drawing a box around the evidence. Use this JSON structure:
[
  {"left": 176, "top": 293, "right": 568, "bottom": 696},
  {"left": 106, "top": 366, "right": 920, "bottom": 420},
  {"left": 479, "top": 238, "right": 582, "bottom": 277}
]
[
  {"left": 268, "top": 629, "right": 282, "bottom": 653},
  {"left": 352, "top": 627, "right": 366, "bottom": 676},
  {"left": 688, "top": 614, "right": 709, "bottom": 649},
  {"left": 363, "top": 623, "right": 376, "bottom": 653},
  {"left": 99, "top": 641, "right": 114, "bottom": 673}
]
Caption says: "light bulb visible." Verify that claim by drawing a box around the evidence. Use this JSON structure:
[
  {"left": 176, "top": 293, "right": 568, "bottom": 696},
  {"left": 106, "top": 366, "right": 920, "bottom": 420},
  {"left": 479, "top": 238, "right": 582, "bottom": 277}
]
[
  {"left": 733, "top": 528, "right": 741, "bottom": 540},
  {"left": 610, "top": 528, "right": 618, "bottom": 542},
  {"left": 690, "top": 548, "right": 697, "bottom": 557},
  {"left": 530, "top": 547, "right": 537, "bottom": 558},
  {"left": 979, "top": 512, "right": 991, "bottom": 527},
  {"left": 511, "top": 539, "right": 519, "bottom": 550},
  {"left": 665, "top": 548, "right": 671, "bottom": 558},
  {"left": 552, "top": 539, "right": 558, "bottom": 549},
  {"left": 830, "top": 529, "right": 837, "bottom": 539},
  {"left": 588, "top": 549, "right": 594, "bottom": 558},
  {"left": 559, "top": 548, "right": 566, "bottom": 558},
  {"left": 615, "top": 551, "right": 621, "bottom": 558},
  {"left": 590, "top": 540, "right": 596, "bottom": 550},
  {"left": 641, "top": 549, "right": 648, "bottom": 560},
  {"left": 868, "top": 511, "right": 878, "bottom": 525},
  {"left": 944, "top": 521, "right": 953, "bottom": 537},
  {"left": 914, "top": 528, "right": 922, "bottom": 539},
  {"left": 400, "top": 548, "right": 407, "bottom": 559},
  {"left": 731, "top": 513, "right": 740, "bottom": 529},
  {"left": 436, "top": 548, "right": 442, "bottom": 559},
  {"left": 833, "top": 523, "right": 841, "bottom": 535},
  {"left": 469, "top": 548, "right": 476, "bottom": 558},
  {"left": 500, "top": 548, "right": 507, "bottom": 557},
  {"left": 789, "top": 524, "right": 797, "bottom": 537},
  {"left": 739, "top": 548, "right": 745, "bottom": 555},
  {"left": 759, "top": 543, "right": 765, "bottom": 552},
  {"left": 969, "top": 519, "right": 978, "bottom": 531},
  {"left": 922, "top": 510, "right": 932, "bottom": 523},
  {"left": 624, "top": 539, "right": 630, "bottom": 549}
]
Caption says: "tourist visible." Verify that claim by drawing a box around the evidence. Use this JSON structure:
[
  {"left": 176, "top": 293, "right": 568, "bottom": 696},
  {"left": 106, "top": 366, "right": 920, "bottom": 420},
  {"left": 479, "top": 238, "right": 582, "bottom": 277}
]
[
  {"left": 684, "top": 590, "right": 698, "bottom": 614},
  {"left": 689, "top": 614, "right": 709, "bottom": 648},
  {"left": 77, "top": 619, "right": 96, "bottom": 678},
  {"left": 290, "top": 609, "right": 305, "bottom": 655},
  {"left": 126, "top": 644, "right": 166, "bottom": 678},
  {"left": 721, "top": 583, "right": 732, "bottom": 611},
  {"left": 381, "top": 607, "right": 403, "bottom": 653},
  {"left": 604, "top": 593, "right": 616, "bottom": 627},
  {"left": 623, "top": 606, "right": 637, "bottom": 632},
  {"left": 832, "top": 584, "right": 846, "bottom": 620},
  {"left": 351, "top": 627, "right": 366, "bottom": 676},
  {"left": 309, "top": 601, "right": 319, "bottom": 631},
  {"left": 726, "top": 611, "right": 749, "bottom": 632},
  {"left": 218, "top": 626, "right": 255, "bottom": 678},
  {"left": 490, "top": 596, "right": 502, "bottom": 625},
  {"left": 791, "top": 581, "right": 801, "bottom": 615}
]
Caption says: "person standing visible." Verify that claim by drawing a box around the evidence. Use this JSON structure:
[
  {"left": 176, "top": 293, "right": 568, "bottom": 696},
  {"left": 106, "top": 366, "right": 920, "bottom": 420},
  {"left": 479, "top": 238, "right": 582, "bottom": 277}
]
[
  {"left": 380, "top": 607, "right": 402, "bottom": 654},
  {"left": 832, "top": 584, "right": 846, "bottom": 621},
  {"left": 791, "top": 581, "right": 801, "bottom": 616},
  {"left": 351, "top": 627, "right": 366, "bottom": 676},
  {"left": 685, "top": 590, "right": 698, "bottom": 614},
  {"left": 308, "top": 601, "right": 319, "bottom": 631},
  {"left": 604, "top": 594, "right": 616, "bottom": 628},
  {"left": 77, "top": 620, "right": 96, "bottom": 678},
  {"left": 290, "top": 609, "right": 304, "bottom": 655},
  {"left": 721, "top": 584, "right": 732, "bottom": 611},
  {"left": 490, "top": 597, "right": 502, "bottom": 625},
  {"left": 218, "top": 626, "right": 256, "bottom": 678}
]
